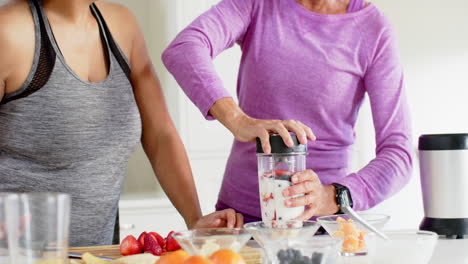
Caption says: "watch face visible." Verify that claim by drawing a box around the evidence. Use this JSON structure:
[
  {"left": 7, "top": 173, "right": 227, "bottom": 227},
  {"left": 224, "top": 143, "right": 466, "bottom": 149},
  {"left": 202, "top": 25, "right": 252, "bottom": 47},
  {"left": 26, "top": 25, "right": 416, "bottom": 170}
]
[{"left": 339, "top": 189, "right": 351, "bottom": 208}]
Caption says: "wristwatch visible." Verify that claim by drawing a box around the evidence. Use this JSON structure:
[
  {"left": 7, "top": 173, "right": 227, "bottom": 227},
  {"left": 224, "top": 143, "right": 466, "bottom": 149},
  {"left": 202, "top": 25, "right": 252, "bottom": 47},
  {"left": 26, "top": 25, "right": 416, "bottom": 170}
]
[{"left": 331, "top": 183, "right": 354, "bottom": 213}]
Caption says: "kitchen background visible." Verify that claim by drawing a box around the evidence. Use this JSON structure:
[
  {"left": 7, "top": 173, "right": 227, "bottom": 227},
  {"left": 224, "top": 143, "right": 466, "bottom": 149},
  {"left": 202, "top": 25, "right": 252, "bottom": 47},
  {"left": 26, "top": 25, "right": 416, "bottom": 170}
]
[
  {"left": 112, "top": 0, "right": 468, "bottom": 240},
  {"left": 2, "top": 0, "right": 460, "bottom": 239}
]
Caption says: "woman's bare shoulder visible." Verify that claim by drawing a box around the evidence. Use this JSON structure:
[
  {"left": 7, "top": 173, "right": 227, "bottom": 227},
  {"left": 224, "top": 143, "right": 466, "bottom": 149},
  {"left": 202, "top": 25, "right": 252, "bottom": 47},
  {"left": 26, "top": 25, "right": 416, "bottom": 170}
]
[
  {"left": 93, "top": 1, "right": 140, "bottom": 60},
  {"left": 0, "top": 0, "right": 30, "bottom": 25},
  {"left": 0, "top": 0, "right": 35, "bottom": 85}
]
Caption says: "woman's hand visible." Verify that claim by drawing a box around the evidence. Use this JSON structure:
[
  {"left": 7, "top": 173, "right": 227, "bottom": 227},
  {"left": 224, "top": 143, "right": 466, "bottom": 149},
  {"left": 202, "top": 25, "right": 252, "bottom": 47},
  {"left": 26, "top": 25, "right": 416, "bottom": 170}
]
[
  {"left": 192, "top": 209, "right": 244, "bottom": 229},
  {"left": 231, "top": 115, "right": 316, "bottom": 154},
  {"left": 209, "top": 98, "right": 316, "bottom": 154},
  {"left": 282, "top": 170, "right": 339, "bottom": 219}
]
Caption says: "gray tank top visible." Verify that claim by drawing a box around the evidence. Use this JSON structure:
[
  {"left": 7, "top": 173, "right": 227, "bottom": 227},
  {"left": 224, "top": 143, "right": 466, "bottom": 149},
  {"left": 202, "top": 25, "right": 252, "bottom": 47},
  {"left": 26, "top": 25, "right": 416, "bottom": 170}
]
[{"left": 0, "top": 0, "right": 142, "bottom": 246}]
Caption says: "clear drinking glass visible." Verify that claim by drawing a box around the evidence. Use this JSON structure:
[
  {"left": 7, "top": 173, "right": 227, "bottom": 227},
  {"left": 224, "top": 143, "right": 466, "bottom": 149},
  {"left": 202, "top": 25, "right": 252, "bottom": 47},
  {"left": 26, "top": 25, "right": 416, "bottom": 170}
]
[
  {"left": 6, "top": 193, "right": 70, "bottom": 264},
  {"left": 0, "top": 193, "right": 19, "bottom": 264}
]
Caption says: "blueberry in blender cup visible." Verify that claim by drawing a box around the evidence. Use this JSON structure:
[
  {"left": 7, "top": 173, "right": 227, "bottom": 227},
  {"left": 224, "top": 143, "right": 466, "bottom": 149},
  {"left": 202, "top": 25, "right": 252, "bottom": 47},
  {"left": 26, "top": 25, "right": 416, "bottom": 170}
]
[{"left": 256, "top": 134, "right": 307, "bottom": 227}]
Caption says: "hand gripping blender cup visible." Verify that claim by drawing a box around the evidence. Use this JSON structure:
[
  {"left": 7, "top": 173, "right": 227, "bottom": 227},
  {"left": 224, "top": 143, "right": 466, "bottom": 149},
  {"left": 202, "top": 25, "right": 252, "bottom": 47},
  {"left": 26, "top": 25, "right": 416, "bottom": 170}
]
[{"left": 256, "top": 134, "right": 307, "bottom": 228}]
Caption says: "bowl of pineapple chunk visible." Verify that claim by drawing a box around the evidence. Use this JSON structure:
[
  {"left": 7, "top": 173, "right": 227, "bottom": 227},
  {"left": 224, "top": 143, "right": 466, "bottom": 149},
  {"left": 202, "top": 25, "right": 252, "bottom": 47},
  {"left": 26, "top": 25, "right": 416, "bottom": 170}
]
[{"left": 317, "top": 214, "right": 390, "bottom": 256}]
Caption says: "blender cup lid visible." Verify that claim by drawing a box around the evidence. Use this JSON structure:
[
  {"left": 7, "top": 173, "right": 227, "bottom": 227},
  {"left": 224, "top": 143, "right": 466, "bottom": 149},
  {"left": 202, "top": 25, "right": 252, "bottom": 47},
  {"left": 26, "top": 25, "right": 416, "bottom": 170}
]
[
  {"left": 419, "top": 134, "right": 468, "bottom": 150},
  {"left": 256, "top": 134, "right": 307, "bottom": 154}
]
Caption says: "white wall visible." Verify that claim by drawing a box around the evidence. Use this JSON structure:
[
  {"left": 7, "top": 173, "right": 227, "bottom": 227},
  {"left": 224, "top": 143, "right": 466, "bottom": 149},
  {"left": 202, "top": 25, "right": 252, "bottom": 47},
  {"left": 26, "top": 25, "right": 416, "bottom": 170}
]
[{"left": 116, "top": 0, "right": 468, "bottom": 231}]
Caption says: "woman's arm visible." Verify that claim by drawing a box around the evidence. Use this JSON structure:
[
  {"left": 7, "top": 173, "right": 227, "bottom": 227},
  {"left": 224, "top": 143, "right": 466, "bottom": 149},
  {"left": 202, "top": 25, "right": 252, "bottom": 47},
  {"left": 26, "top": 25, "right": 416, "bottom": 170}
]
[
  {"left": 333, "top": 19, "right": 413, "bottom": 211},
  {"left": 123, "top": 8, "right": 242, "bottom": 228},
  {"left": 281, "top": 17, "right": 413, "bottom": 218},
  {"left": 129, "top": 18, "right": 201, "bottom": 228},
  {"left": 162, "top": 0, "right": 315, "bottom": 153}
]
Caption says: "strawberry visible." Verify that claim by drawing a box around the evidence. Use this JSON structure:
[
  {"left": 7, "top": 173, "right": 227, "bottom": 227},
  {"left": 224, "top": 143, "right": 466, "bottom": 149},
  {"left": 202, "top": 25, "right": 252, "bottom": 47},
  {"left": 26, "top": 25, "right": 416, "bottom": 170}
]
[
  {"left": 137, "top": 232, "right": 147, "bottom": 247},
  {"left": 120, "top": 235, "right": 143, "bottom": 256},
  {"left": 144, "top": 231, "right": 163, "bottom": 256},
  {"left": 149, "top": 232, "right": 166, "bottom": 248},
  {"left": 166, "top": 231, "right": 181, "bottom": 251}
]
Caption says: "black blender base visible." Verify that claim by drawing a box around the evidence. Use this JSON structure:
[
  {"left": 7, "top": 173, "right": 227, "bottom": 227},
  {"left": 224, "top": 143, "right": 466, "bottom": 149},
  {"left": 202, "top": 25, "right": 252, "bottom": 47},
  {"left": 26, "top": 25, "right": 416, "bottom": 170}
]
[{"left": 420, "top": 217, "right": 468, "bottom": 239}]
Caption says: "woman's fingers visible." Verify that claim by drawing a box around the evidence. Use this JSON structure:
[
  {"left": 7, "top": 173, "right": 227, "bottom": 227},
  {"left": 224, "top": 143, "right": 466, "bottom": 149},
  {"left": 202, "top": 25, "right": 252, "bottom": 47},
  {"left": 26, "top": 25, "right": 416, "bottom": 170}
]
[
  {"left": 235, "top": 213, "right": 244, "bottom": 228},
  {"left": 283, "top": 170, "right": 320, "bottom": 197},
  {"left": 283, "top": 120, "right": 307, "bottom": 145},
  {"left": 258, "top": 129, "right": 272, "bottom": 154},
  {"left": 247, "top": 119, "right": 315, "bottom": 154},
  {"left": 296, "top": 121, "right": 316, "bottom": 141},
  {"left": 268, "top": 120, "right": 294, "bottom": 147},
  {"left": 285, "top": 192, "right": 316, "bottom": 207},
  {"left": 294, "top": 203, "right": 319, "bottom": 220},
  {"left": 223, "top": 208, "right": 237, "bottom": 228},
  {"left": 291, "top": 170, "right": 318, "bottom": 184}
]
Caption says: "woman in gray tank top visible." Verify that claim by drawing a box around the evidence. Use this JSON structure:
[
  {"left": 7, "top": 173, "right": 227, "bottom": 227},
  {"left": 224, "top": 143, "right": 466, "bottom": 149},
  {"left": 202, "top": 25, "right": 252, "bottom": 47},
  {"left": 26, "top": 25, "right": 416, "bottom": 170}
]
[{"left": 0, "top": 0, "right": 243, "bottom": 246}]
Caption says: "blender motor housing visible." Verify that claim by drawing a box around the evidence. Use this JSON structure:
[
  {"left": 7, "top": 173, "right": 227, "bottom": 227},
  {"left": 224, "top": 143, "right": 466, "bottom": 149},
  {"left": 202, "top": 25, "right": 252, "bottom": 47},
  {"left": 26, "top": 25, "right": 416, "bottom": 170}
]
[{"left": 419, "top": 134, "right": 468, "bottom": 239}]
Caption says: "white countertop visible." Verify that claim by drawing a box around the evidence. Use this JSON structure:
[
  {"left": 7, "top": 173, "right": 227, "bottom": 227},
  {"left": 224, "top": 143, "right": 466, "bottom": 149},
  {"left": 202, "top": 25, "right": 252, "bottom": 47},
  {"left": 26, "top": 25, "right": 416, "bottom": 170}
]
[{"left": 430, "top": 239, "right": 468, "bottom": 263}]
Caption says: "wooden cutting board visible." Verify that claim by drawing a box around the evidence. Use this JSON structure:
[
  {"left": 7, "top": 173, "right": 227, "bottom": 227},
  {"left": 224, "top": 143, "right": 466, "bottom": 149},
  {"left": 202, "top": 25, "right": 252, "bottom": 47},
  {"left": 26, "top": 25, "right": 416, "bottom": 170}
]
[{"left": 69, "top": 245, "right": 262, "bottom": 264}]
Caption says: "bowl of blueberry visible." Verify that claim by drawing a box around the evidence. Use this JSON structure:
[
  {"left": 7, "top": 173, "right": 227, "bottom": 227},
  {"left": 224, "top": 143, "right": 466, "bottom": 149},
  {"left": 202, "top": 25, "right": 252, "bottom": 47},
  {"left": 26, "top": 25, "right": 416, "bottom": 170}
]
[{"left": 244, "top": 220, "right": 340, "bottom": 264}]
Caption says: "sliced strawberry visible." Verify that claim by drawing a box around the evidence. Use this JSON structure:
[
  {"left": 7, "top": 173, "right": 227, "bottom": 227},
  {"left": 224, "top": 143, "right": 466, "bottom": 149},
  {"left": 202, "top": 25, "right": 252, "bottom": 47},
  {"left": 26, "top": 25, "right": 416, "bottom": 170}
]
[
  {"left": 144, "top": 231, "right": 163, "bottom": 256},
  {"left": 149, "top": 232, "right": 166, "bottom": 248},
  {"left": 137, "top": 232, "right": 147, "bottom": 247},
  {"left": 166, "top": 231, "right": 181, "bottom": 251},
  {"left": 120, "top": 235, "right": 143, "bottom": 256}
]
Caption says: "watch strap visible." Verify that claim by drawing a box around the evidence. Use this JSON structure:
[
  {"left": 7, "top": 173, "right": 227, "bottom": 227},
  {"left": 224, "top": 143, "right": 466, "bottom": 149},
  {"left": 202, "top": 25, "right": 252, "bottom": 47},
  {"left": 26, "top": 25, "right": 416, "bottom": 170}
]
[{"left": 332, "top": 183, "right": 354, "bottom": 214}]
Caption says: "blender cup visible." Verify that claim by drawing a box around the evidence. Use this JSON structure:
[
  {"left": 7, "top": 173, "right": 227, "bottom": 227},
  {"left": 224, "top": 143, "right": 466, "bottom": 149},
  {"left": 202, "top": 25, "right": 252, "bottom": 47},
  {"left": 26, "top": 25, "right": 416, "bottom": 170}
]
[{"left": 256, "top": 134, "right": 307, "bottom": 227}]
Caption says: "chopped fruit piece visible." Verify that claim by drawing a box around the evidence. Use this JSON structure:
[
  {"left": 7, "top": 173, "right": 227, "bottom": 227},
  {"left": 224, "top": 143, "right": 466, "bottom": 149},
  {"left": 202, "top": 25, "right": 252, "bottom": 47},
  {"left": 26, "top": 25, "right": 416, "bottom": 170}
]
[
  {"left": 342, "top": 223, "right": 359, "bottom": 237},
  {"left": 113, "top": 253, "right": 160, "bottom": 264},
  {"left": 358, "top": 239, "right": 366, "bottom": 251},
  {"left": 81, "top": 252, "right": 108, "bottom": 264},
  {"left": 183, "top": 256, "right": 215, "bottom": 264},
  {"left": 275, "top": 170, "right": 292, "bottom": 176},
  {"left": 336, "top": 217, "right": 346, "bottom": 222},
  {"left": 332, "top": 230, "right": 345, "bottom": 237},
  {"left": 156, "top": 250, "right": 190, "bottom": 264},
  {"left": 332, "top": 217, "right": 370, "bottom": 253},
  {"left": 150, "top": 232, "right": 166, "bottom": 248},
  {"left": 138, "top": 232, "right": 147, "bottom": 247},
  {"left": 120, "top": 235, "right": 143, "bottom": 256},
  {"left": 261, "top": 193, "right": 274, "bottom": 203},
  {"left": 343, "top": 237, "right": 360, "bottom": 253},
  {"left": 144, "top": 232, "right": 163, "bottom": 256},
  {"left": 359, "top": 231, "right": 368, "bottom": 240},
  {"left": 166, "top": 231, "right": 182, "bottom": 251},
  {"left": 210, "top": 249, "right": 246, "bottom": 264}
]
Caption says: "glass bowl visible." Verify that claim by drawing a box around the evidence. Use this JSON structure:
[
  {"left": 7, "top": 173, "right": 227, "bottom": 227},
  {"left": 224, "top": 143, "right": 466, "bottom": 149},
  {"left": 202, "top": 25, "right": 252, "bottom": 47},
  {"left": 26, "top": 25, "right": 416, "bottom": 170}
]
[
  {"left": 171, "top": 228, "right": 252, "bottom": 257},
  {"left": 368, "top": 230, "right": 438, "bottom": 264},
  {"left": 244, "top": 220, "right": 337, "bottom": 264},
  {"left": 317, "top": 214, "right": 390, "bottom": 256}
]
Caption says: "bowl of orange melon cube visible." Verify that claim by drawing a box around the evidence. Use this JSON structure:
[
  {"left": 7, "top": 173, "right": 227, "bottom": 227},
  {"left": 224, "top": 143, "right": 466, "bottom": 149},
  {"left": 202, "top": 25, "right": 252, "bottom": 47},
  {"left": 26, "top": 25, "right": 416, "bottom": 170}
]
[{"left": 317, "top": 214, "right": 390, "bottom": 256}]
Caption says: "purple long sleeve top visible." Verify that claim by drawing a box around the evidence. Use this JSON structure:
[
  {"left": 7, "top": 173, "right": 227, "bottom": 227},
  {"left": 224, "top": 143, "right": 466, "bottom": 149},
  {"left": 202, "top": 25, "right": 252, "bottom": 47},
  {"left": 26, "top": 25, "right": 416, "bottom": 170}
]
[{"left": 162, "top": 0, "right": 413, "bottom": 220}]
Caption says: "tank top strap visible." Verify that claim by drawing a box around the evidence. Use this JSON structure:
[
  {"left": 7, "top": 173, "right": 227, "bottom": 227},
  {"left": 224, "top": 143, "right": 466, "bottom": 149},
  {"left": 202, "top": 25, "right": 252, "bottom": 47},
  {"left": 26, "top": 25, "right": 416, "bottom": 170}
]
[
  {"left": 1, "top": 0, "right": 56, "bottom": 105},
  {"left": 90, "top": 4, "right": 131, "bottom": 82},
  {"left": 347, "top": 0, "right": 365, "bottom": 13}
]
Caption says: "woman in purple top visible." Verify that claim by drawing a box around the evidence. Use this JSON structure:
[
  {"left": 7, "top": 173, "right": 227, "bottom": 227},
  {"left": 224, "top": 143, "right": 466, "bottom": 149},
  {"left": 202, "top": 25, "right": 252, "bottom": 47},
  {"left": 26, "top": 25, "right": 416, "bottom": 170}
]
[{"left": 162, "top": 0, "right": 412, "bottom": 222}]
